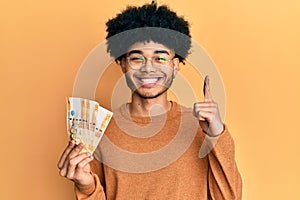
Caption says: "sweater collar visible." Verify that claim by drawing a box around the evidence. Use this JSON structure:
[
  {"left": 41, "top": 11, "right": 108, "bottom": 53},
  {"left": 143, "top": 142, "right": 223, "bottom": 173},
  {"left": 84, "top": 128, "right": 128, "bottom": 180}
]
[{"left": 117, "top": 101, "right": 182, "bottom": 124}]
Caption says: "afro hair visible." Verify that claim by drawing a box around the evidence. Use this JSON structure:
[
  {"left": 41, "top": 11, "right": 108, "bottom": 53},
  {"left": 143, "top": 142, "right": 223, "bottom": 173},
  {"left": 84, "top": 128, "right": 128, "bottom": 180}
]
[{"left": 105, "top": 1, "right": 191, "bottom": 64}]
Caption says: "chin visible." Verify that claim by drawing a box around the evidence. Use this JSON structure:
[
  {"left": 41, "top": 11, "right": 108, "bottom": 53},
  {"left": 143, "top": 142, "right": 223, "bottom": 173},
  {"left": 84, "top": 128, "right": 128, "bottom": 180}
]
[{"left": 135, "top": 87, "right": 168, "bottom": 99}]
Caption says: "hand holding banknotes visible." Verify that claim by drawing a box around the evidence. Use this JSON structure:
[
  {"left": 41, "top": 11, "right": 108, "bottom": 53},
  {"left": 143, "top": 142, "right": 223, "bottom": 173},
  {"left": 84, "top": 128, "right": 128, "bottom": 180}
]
[
  {"left": 193, "top": 76, "right": 224, "bottom": 137},
  {"left": 57, "top": 97, "right": 113, "bottom": 186},
  {"left": 57, "top": 140, "right": 94, "bottom": 186}
]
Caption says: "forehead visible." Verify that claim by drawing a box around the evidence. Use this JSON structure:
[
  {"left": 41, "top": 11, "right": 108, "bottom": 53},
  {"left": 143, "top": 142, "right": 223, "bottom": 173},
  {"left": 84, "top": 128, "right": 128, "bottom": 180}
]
[{"left": 127, "top": 41, "right": 172, "bottom": 53}]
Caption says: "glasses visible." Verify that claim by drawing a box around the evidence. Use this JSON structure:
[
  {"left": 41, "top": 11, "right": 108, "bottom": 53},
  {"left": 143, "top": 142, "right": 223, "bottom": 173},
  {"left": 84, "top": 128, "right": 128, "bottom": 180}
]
[{"left": 127, "top": 54, "right": 174, "bottom": 70}]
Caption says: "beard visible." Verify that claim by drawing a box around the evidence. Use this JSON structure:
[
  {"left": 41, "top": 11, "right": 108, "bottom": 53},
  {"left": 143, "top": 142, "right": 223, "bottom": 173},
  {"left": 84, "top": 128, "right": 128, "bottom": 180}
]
[{"left": 135, "top": 87, "right": 169, "bottom": 99}]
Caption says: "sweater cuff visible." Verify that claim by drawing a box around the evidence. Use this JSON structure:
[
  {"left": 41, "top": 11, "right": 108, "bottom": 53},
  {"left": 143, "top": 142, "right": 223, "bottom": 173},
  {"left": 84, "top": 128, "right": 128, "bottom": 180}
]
[
  {"left": 74, "top": 173, "right": 97, "bottom": 196},
  {"left": 211, "top": 124, "right": 233, "bottom": 148},
  {"left": 199, "top": 124, "right": 231, "bottom": 158}
]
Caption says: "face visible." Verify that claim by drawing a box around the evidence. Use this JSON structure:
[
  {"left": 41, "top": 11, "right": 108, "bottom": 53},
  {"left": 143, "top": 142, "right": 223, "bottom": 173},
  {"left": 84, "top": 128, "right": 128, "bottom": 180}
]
[{"left": 121, "top": 41, "right": 179, "bottom": 99}]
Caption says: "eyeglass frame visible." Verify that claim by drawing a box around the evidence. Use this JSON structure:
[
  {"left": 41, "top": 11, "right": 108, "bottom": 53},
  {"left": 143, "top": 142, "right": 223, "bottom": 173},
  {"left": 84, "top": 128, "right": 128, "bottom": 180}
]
[{"left": 125, "top": 48, "right": 176, "bottom": 69}]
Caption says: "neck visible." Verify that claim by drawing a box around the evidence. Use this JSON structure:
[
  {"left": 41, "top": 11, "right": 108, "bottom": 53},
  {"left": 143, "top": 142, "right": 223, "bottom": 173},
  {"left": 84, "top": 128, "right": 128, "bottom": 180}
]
[{"left": 128, "top": 92, "right": 171, "bottom": 117}]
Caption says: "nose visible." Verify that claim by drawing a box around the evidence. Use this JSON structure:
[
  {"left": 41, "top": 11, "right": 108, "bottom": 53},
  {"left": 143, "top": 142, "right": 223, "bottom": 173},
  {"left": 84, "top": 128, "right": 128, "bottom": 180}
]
[{"left": 140, "top": 58, "right": 156, "bottom": 73}]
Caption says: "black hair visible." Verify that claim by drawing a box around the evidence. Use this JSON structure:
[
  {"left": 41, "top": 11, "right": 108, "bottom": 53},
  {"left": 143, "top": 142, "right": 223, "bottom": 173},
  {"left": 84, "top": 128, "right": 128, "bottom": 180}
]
[{"left": 105, "top": 1, "right": 191, "bottom": 64}]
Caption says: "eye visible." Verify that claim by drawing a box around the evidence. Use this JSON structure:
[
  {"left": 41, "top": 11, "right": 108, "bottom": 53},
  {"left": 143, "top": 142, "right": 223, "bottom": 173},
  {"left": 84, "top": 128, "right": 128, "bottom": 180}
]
[
  {"left": 154, "top": 56, "right": 168, "bottom": 63},
  {"left": 129, "top": 56, "right": 145, "bottom": 62}
]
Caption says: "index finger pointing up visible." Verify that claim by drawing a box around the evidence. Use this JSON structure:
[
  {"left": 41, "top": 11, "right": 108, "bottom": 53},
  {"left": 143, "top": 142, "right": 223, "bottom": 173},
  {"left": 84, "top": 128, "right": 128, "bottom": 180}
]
[{"left": 203, "top": 75, "right": 213, "bottom": 102}]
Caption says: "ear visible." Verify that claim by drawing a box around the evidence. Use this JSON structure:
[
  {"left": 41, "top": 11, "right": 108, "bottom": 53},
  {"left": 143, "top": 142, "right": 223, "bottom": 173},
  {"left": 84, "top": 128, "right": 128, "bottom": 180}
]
[
  {"left": 172, "top": 57, "right": 180, "bottom": 76},
  {"left": 120, "top": 57, "right": 127, "bottom": 73}
]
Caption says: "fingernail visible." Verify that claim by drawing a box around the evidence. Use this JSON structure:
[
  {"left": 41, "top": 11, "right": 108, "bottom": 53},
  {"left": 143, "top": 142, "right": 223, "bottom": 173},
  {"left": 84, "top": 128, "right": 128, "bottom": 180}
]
[{"left": 78, "top": 143, "right": 84, "bottom": 148}]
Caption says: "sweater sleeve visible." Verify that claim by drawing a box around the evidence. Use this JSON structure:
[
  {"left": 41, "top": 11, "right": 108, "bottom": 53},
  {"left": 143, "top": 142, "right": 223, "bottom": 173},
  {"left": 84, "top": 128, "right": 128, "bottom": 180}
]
[
  {"left": 202, "top": 125, "right": 243, "bottom": 200},
  {"left": 74, "top": 158, "right": 106, "bottom": 200}
]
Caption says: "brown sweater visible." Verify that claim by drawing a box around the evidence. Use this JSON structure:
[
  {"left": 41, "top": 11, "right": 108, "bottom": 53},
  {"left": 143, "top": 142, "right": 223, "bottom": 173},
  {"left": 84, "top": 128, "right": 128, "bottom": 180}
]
[{"left": 75, "top": 102, "right": 242, "bottom": 199}]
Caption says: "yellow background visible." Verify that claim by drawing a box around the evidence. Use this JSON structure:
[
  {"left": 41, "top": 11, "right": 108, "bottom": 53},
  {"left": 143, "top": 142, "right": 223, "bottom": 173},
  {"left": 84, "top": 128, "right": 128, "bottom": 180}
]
[{"left": 1, "top": 0, "right": 299, "bottom": 199}]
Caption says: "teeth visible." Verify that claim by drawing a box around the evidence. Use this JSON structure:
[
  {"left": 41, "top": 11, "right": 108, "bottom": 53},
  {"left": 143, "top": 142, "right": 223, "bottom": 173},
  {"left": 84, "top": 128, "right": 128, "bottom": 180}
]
[{"left": 140, "top": 78, "right": 158, "bottom": 84}]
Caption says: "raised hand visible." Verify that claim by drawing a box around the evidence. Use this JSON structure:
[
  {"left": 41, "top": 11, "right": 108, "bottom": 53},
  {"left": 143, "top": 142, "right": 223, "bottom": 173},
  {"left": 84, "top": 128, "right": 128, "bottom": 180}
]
[
  {"left": 193, "top": 76, "right": 224, "bottom": 137},
  {"left": 57, "top": 140, "right": 94, "bottom": 186}
]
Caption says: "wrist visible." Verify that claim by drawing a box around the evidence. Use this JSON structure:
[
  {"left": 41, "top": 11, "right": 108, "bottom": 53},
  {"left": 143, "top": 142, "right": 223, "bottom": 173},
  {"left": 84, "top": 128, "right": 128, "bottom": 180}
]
[
  {"left": 75, "top": 173, "right": 96, "bottom": 195},
  {"left": 206, "top": 123, "right": 224, "bottom": 137},
  {"left": 75, "top": 172, "right": 94, "bottom": 187}
]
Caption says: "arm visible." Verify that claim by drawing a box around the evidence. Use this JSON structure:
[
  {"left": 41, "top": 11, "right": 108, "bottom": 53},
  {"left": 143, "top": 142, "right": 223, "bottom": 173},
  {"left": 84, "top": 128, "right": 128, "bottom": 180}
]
[
  {"left": 204, "top": 127, "right": 242, "bottom": 200},
  {"left": 194, "top": 76, "right": 242, "bottom": 199},
  {"left": 75, "top": 158, "right": 106, "bottom": 200}
]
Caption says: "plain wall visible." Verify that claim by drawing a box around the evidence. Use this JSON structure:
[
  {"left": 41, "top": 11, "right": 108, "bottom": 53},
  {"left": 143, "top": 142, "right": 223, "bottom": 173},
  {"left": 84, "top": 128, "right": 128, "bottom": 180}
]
[{"left": 0, "top": 0, "right": 299, "bottom": 199}]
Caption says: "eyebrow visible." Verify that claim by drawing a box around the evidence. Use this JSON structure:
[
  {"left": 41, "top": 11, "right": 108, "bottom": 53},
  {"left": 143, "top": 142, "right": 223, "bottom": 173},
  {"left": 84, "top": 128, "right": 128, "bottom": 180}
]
[{"left": 127, "top": 49, "right": 170, "bottom": 56}]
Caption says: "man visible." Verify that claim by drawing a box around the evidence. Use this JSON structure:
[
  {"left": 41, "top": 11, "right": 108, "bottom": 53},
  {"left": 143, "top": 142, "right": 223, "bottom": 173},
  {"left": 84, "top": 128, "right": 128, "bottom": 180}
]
[{"left": 58, "top": 1, "right": 242, "bottom": 199}]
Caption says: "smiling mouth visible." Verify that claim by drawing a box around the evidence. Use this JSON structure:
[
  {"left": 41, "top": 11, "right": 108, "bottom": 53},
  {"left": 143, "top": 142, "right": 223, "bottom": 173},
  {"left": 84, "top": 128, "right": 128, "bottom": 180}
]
[
  {"left": 136, "top": 77, "right": 164, "bottom": 87},
  {"left": 140, "top": 78, "right": 159, "bottom": 84}
]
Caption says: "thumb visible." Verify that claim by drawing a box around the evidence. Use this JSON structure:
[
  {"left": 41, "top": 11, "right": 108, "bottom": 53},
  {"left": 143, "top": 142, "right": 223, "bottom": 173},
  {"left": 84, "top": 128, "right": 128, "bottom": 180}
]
[{"left": 203, "top": 75, "right": 212, "bottom": 102}]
